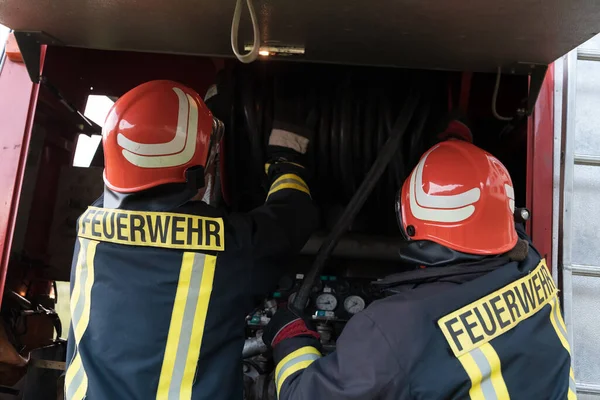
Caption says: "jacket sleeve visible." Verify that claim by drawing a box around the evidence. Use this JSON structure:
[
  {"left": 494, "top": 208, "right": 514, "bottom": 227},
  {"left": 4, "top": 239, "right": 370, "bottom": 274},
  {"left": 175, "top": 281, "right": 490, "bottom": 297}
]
[
  {"left": 227, "top": 161, "right": 319, "bottom": 259},
  {"left": 272, "top": 312, "right": 406, "bottom": 400}
]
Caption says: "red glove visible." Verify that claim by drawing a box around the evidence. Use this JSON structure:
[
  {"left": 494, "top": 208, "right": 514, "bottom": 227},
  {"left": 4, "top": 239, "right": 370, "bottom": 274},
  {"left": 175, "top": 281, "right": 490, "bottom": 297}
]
[{"left": 262, "top": 305, "right": 320, "bottom": 348}]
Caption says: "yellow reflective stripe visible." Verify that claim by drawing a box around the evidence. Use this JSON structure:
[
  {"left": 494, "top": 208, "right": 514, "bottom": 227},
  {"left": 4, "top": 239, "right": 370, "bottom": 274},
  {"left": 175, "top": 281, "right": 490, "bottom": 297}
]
[
  {"left": 554, "top": 298, "right": 570, "bottom": 349},
  {"left": 277, "top": 360, "right": 317, "bottom": 396},
  {"left": 180, "top": 255, "right": 217, "bottom": 399},
  {"left": 479, "top": 343, "right": 510, "bottom": 399},
  {"left": 65, "top": 239, "right": 98, "bottom": 400},
  {"left": 157, "top": 253, "right": 195, "bottom": 399},
  {"left": 456, "top": 343, "right": 509, "bottom": 400},
  {"left": 274, "top": 346, "right": 322, "bottom": 396},
  {"left": 549, "top": 298, "right": 571, "bottom": 354},
  {"left": 156, "top": 253, "right": 217, "bottom": 400},
  {"left": 457, "top": 352, "right": 486, "bottom": 400},
  {"left": 269, "top": 182, "right": 310, "bottom": 197},
  {"left": 65, "top": 355, "right": 82, "bottom": 386},
  {"left": 65, "top": 354, "right": 87, "bottom": 400},
  {"left": 267, "top": 174, "right": 310, "bottom": 198},
  {"left": 275, "top": 346, "right": 321, "bottom": 378},
  {"left": 74, "top": 242, "right": 97, "bottom": 339},
  {"left": 278, "top": 174, "right": 308, "bottom": 188},
  {"left": 548, "top": 297, "right": 578, "bottom": 399},
  {"left": 68, "top": 239, "right": 86, "bottom": 323},
  {"left": 71, "top": 372, "right": 89, "bottom": 400},
  {"left": 555, "top": 297, "right": 568, "bottom": 333},
  {"left": 65, "top": 240, "right": 86, "bottom": 399}
]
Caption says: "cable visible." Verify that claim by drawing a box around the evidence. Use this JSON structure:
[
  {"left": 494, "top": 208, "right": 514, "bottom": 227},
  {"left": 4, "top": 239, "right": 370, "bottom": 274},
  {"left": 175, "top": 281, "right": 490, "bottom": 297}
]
[
  {"left": 292, "top": 90, "right": 421, "bottom": 311},
  {"left": 492, "top": 67, "right": 513, "bottom": 121},
  {"left": 231, "top": 0, "right": 261, "bottom": 64}
]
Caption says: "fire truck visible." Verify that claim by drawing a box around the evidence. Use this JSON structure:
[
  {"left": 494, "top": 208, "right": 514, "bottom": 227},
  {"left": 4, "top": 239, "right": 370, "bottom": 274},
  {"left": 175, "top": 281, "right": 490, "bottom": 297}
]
[{"left": 0, "top": 1, "right": 599, "bottom": 398}]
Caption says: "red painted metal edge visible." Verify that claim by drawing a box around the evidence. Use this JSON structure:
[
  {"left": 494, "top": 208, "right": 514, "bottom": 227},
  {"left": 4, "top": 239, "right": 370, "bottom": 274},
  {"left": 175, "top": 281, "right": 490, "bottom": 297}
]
[
  {"left": 527, "top": 64, "right": 554, "bottom": 269},
  {"left": 0, "top": 48, "right": 45, "bottom": 307}
]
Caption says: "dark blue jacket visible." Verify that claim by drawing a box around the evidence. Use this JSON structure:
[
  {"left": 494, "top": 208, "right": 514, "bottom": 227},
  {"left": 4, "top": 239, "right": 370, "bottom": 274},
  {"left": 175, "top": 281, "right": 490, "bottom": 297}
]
[
  {"left": 65, "top": 162, "right": 318, "bottom": 400},
  {"left": 274, "top": 241, "right": 576, "bottom": 400}
]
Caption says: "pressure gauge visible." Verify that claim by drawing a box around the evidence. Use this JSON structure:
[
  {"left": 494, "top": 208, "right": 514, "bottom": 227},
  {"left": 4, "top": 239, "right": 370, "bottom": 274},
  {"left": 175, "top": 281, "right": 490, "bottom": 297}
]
[
  {"left": 343, "top": 295, "right": 366, "bottom": 315},
  {"left": 316, "top": 293, "right": 338, "bottom": 311}
]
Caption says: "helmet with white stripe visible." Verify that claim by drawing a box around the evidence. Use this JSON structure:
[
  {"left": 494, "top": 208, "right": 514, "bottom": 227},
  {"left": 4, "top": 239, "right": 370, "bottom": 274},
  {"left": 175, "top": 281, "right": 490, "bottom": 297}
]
[
  {"left": 397, "top": 140, "right": 517, "bottom": 255},
  {"left": 102, "top": 80, "right": 220, "bottom": 193}
]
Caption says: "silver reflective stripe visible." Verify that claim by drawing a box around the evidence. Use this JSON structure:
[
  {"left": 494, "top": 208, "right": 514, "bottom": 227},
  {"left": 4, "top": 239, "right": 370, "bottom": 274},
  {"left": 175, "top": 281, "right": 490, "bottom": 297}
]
[
  {"left": 168, "top": 253, "right": 206, "bottom": 399},
  {"left": 552, "top": 298, "right": 578, "bottom": 394},
  {"left": 552, "top": 298, "right": 569, "bottom": 345},
  {"left": 470, "top": 348, "right": 498, "bottom": 400},
  {"left": 70, "top": 241, "right": 89, "bottom": 328},
  {"left": 66, "top": 238, "right": 94, "bottom": 400},
  {"left": 66, "top": 361, "right": 87, "bottom": 400},
  {"left": 570, "top": 376, "right": 577, "bottom": 395},
  {"left": 275, "top": 353, "right": 321, "bottom": 385}
]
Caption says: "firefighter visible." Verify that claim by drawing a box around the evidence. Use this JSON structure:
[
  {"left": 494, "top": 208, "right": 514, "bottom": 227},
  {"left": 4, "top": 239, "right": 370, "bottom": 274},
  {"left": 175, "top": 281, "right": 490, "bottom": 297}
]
[
  {"left": 64, "top": 80, "right": 319, "bottom": 400},
  {"left": 264, "top": 136, "right": 576, "bottom": 400}
]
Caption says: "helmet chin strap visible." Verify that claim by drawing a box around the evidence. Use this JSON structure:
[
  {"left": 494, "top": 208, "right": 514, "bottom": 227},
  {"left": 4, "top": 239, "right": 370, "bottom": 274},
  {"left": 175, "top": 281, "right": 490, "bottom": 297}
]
[{"left": 200, "top": 172, "right": 215, "bottom": 204}]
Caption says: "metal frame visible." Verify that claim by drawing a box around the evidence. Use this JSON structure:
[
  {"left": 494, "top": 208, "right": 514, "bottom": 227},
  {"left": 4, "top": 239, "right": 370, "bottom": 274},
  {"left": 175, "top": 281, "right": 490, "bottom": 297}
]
[
  {"left": 527, "top": 64, "right": 555, "bottom": 266},
  {"left": 578, "top": 383, "right": 600, "bottom": 396},
  {"left": 552, "top": 59, "right": 564, "bottom": 286},
  {"left": 557, "top": 49, "right": 576, "bottom": 361},
  {"left": 555, "top": 49, "right": 600, "bottom": 396},
  {"left": 12, "top": 31, "right": 61, "bottom": 84},
  {"left": 0, "top": 47, "right": 45, "bottom": 308},
  {"left": 526, "top": 64, "right": 550, "bottom": 116}
]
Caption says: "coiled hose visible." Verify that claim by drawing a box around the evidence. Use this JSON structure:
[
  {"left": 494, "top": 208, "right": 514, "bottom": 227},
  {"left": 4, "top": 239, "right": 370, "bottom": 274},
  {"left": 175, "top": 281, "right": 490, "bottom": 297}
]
[{"left": 226, "top": 63, "right": 446, "bottom": 232}]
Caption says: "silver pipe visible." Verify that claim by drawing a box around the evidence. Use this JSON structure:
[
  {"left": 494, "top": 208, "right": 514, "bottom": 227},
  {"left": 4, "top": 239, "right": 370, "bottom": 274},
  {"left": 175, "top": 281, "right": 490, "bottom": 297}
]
[
  {"left": 569, "top": 263, "right": 600, "bottom": 277},
  {"left": 574, "top": 154, "right": 600, "bottom": 166},
  {"left": 243, "top": 336, "right": 268, "bottom": 359},
  {"left": 559, "top": 50, "right": 577, "bottom": 360},
  {"left": 577, "top": 48, "right": 600, "bottom": 62},
  {"left": 577, "top": 382, "right": 600, "bottom": 395}
]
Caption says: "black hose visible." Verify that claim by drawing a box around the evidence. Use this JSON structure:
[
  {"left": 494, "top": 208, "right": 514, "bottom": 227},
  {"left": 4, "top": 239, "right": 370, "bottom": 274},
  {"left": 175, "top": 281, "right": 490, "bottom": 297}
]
[
  {"left": 292, "top": 89, "right": 421, "bottom": 311},
  {"left": 230, "top": 64, "right": 444, "bottom": 218}
]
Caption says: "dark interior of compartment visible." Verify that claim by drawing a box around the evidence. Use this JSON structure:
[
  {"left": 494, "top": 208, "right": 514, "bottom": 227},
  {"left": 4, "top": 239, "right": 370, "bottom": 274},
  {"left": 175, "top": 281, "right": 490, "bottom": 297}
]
[
  {"left": 6, "top": 47, "right": 529, "bottom": 286},
  {"left": 219, "top": 62, "right": 529, "bottom": 235}
]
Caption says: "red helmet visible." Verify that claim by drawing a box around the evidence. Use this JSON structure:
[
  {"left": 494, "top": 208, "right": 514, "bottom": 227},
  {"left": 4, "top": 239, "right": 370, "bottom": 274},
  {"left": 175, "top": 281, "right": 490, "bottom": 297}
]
[
  {"left": 397, "top": 140, "right": 517, "bottom": 255},
  {"left": 102, "top": 80, "right": 218, "bottom": 193}
]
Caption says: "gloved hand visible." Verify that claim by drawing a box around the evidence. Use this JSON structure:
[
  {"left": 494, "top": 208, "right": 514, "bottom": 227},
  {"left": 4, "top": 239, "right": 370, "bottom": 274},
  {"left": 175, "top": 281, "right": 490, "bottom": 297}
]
[
  {"left": 262, "top": 305, "right": 320, "bottom": 349},
  {"left": 268, "top": 70, "right": 318, "bottom": 158}
]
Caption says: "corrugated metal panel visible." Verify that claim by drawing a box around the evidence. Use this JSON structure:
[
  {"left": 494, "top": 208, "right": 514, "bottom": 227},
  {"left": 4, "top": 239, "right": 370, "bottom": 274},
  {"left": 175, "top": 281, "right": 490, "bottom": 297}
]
[{"left": 557, "top": 36, "right": 600, "bottom": 397}]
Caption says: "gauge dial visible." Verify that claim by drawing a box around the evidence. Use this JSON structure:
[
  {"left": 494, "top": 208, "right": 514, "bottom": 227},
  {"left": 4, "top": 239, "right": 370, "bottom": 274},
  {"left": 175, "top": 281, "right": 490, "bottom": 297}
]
[
  {"left": 316, "top": 293, "right": 338, "bottom": 311},
  {"left": 343, "top": 295, "right": 366, "bottom": 314}
]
